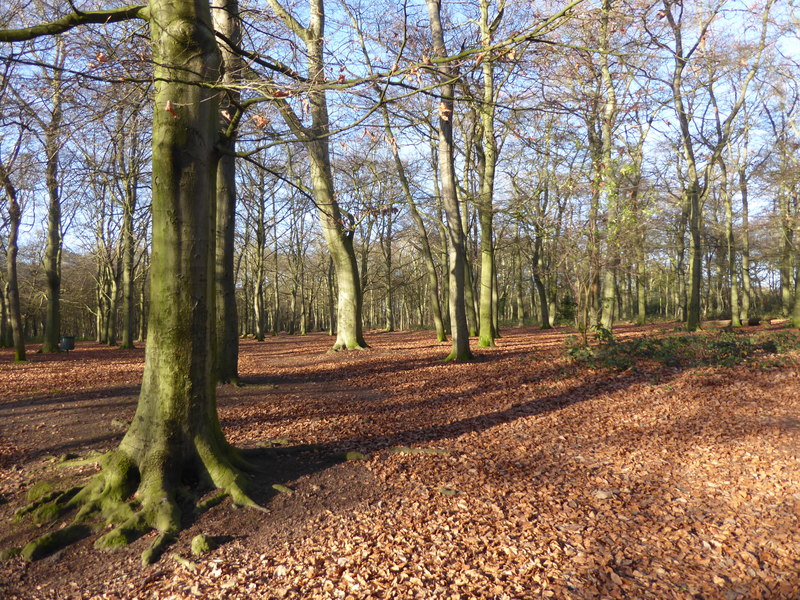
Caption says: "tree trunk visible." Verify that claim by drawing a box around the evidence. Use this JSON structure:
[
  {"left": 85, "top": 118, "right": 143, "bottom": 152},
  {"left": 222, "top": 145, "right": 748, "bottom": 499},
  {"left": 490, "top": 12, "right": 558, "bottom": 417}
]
[
  {"left": 41, "top": 61, "right": 64, "bottom": 353},
  {"left": 0, "top": 162, "right": 26, "bottom": 361},
  {"left": 383, "top": 211, "right": 395, "bottom": 332},
  {"left": 137, "top": 267, "right": 147, "bottom": 342},
  {"left": 475, "top": 0, "right": 501, "bottom": 347},
  {"left": 13, "top": 1, "right": 262, "bottom": 565},
  {"left": 0, "top": 282, "right": 8, "bottom": 348},
  {"left": 426, "top": 0, "right": 472, "bottom": 361},
  {"left": 515, "top": 225, "right": 526, "bottom": 327},
  {"left": 119, "top": 176, "right": 137, "bottom": 348},
  {"left": 721, "top": 160, "right": 741, "bottom": 327},
  {"left": 738, "top": 167, "right": 751, "bottom": 322},
  {"left": 598, "top": 0, "right": 619, "bottom": 332},
  {"left": 212, "top": 0, "right": 241, "bottom": 382},
  {"left": 379, "top": 108, "right": 446, "bottom": 341},
  {"left": 780, "top": 188, "right": 795, "bottom": 317},
  {"left": 686, "top": 183, "right": 703, "bottom": 330},
  {"left": 269, "top": 0, "right": 365, "bottom": 351}
]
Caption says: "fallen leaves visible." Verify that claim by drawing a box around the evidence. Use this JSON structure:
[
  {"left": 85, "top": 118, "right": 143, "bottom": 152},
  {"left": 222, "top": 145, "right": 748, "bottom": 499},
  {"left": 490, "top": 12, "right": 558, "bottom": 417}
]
[{"left": 1, "top": 325, "right": 800, "bottom": 599}]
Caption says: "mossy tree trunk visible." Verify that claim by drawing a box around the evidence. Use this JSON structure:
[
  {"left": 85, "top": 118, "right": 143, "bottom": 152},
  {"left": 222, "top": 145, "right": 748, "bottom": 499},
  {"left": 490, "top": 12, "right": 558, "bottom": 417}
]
[
  {"left": 212, "top": 0, "right": 242, "bottom": 382},
  {"left": 41, "top": 46, "right": 65, "bottom": 353},
  {"left": 475, "top": 0, "right": 503, "bottom": 348},
  {"left": 3, "top": 0, "right": 258, "bottom": 564},
  {"left": 0, "top": 160, "right": 26, "bottom": 362},
  {"left": 597, "top": 0, "right": 619, "bottom": 332},
  {"left": 426, "top": 0, "right": 472, "bottom": 362}
]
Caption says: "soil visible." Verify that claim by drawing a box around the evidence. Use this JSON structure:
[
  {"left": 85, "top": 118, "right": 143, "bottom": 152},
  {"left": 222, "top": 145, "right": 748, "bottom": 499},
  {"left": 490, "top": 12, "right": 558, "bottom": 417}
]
[{"left": 0, "top": 324, "right": 799, "bottom": 599}]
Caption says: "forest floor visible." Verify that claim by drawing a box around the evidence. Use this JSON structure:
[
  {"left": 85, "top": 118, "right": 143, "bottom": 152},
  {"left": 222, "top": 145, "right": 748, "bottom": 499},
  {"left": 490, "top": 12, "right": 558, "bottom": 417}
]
[{"left": 0, "top": 323, "right": 799, "bottom": 600}]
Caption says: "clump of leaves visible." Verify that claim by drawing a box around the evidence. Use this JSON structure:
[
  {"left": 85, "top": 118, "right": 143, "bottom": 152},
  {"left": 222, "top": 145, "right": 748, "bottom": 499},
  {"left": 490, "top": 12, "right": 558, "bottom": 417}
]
[
  {"left": 564, "top": 335, "right": 597, "bottom": 365},
  {"left": 565, "top": 329, "right": 800, "bottom": 370}
]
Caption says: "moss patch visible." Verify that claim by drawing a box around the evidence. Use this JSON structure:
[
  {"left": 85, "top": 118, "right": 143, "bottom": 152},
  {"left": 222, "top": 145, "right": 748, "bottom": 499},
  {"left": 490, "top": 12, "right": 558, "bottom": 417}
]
[
  {"left": 191, "top": 534, "right": 216, "bottom": 556},
  {"left": 21, "top": 525, "right": 93, "bottom": 561},
  {"left": 26, "top": 481, "right": 54, "bottom": 502},
  {"left": 344, "top": 451, "right": 370, "bottom": 461}
]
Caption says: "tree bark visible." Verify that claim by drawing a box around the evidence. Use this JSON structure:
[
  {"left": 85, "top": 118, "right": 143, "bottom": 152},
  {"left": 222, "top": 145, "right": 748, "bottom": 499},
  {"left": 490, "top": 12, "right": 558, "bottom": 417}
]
[
  {"left": 426, "top": 0, "right": 472, "bottom": 361},
  {"left": 115, "top": 101, "right": 143, "bottom": 350},
  {"left": 738, "top": 167, "right": 751, "bottom": 322},
  {"left": 598, "top": 0, "right": 619, "bottom": 332},
  {"left": 268, "top": 0, "right": 366, "bottom": 351},
  {"left": 476, "top": 0, "right": 502, "bottom": 347},
  {"left": 8, "top": 0, "right": 260, "bottom": 565},
  {"left": 41, "top": 52, "right": 65, "bottom": 352},
  {"left": 720, "top": 159, "right": 741, "bottom": 326},
  {"left": 0, "top": 161, "right": 26, "bottom": 361},
  {"left": 380, "top": 110, "right": 446, "bottom": 341},
  {"left": 212, "top": 0, "right": 242, "bottom": 382}
]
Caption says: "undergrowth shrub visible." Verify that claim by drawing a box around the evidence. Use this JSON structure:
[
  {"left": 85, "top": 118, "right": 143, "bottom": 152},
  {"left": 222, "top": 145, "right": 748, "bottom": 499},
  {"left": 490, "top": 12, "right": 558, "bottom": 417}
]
[{"left": 564, "top": 328, "right": 800, "bottom": 370}]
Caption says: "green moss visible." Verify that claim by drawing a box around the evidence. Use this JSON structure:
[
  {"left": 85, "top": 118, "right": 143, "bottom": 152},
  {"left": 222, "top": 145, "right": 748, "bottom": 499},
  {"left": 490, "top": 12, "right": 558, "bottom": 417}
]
[
  {"left": 95, "top": 510, "right": 150, "bottom": 551},
  {"left": 344, "top": 451, "right": 369, "bottom": 461},
  {"left": 195, "top": 491, "right": 227, "bottom": 513},
  {"left": 191, "top": 534, "right": 216, "bottom": 556},
  {"left": 94, "top": 528, "right": 133, "bottom": 550},
  {"left": 142, "top": 531, "right": 176, "bottom": 566},
  {"left": 31, "top": 502, "right": 61, "bottom": 524},
  {"left": 172, "top": 552, "right": 197, "bottom": 571},
  {"left": 26, "top": 481, "right": 54, "bottom": 502},
  {"left": 0, "top": 547, "right": 21, "bottom": 560},
  {"left": 21, "top": 525, "right": 93, "bottom": 561}
]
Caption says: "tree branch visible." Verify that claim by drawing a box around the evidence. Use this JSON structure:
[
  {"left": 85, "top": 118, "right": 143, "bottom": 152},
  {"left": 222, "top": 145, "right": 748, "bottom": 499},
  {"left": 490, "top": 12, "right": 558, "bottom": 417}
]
[{"left": 0, "top": 5, "right": 147, "bottom": 42}]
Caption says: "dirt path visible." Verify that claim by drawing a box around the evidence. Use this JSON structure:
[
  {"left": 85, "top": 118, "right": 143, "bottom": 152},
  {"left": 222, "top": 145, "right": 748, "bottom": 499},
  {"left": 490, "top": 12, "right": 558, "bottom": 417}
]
[{"left": 1, "top": 325, "right": 800, "bottom": 599}]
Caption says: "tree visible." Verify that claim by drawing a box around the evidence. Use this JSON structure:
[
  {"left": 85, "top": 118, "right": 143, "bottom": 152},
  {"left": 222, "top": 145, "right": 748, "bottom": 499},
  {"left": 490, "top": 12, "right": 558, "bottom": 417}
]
[
  {"left": 425, "top": 0, "right": 473, "bottom": 362},
  {"left": 0, "top": 152, "right": 26, "bottom": 362},
  {"left": 474, "top": 0, "right": 504, "bottom": 347},
  {"left": 650, "top": 0, "right": 773, "bottom": 330},
  {"left": 266, "top": 0, "right": 368, "bottom": 351},
  {"left": 213, "top": 0, "right": 242, "bottom": 382},
  {"left": 1, "top": 1, "right": 259, "bottom": 564},
  {"left": 344, "top": 0, "right": 448, "bottom": 342}
]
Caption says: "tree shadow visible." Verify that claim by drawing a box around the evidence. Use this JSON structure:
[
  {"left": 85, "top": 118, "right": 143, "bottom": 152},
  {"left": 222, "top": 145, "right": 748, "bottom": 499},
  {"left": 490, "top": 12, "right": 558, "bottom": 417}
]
[{"left": 317, "top": 368, "right": 665, "bottom": 454}]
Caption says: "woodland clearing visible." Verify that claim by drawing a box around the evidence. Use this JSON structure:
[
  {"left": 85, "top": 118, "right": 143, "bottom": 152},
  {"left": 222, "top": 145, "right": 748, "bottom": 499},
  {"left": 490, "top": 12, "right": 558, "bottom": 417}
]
[{"left": 1, "top": 324, "right": 799, "bottom": 600}]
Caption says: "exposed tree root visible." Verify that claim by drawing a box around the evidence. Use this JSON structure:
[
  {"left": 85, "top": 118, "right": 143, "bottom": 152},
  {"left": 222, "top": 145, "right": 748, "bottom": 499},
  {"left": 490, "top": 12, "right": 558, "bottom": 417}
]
[
  {"left": 15, "top": 442, "right": 264, "bottom": 565},
  {"left": 444, "top": 349, "right": 474, "bottom": 362},
  {"left": 478, "top": 336, "right": 496, "bottom": 348},
  {"left": 328, "top": 341, "right": 369, "bottom": 353},
  {"left": 218, "top": 375, "right": 244, "bottom": 387}
]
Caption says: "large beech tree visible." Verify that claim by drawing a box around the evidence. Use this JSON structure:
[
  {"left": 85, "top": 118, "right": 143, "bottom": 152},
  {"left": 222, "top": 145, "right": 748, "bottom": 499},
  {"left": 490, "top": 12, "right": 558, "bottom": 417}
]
[{"left": 1, "top": 0, "right": 259, "bottom": 564}]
